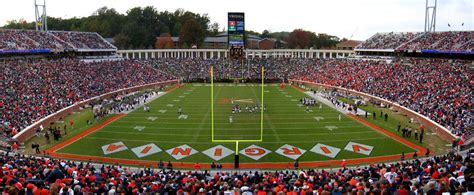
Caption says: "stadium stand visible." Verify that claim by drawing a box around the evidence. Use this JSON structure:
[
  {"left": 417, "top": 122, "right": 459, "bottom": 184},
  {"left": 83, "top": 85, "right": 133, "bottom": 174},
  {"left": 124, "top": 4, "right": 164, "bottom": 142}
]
[
  {"left": 147, "top": 57, "right": 472, "bottom": 139},
  {"left": 1, "top": 56, "right": 471, "bottom": 144},
  {"left": 288, "top": 58, "right": 472, "bottom": 138},
  {"left": 0, "top": 59, "right": 174, "bottom": 137},
  {"left": 356, "top": 32, "right": 422, "bottom": 50},
  {"left": 356, "top": 31, "right": 473, "bottom": 52},
  {"left": 0, "top": 29, "right": 116, "bottom": 52},
  {"left": 50, "top": 31, "right": 116, "bottom": 50},
  {"left": 0, "top": 150, "right": 471, "bottom": 194}
]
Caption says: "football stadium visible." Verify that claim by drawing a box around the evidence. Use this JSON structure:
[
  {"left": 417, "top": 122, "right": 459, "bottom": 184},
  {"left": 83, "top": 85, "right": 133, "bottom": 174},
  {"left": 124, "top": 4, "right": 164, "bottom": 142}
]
[{"left": 0, "top": 0, "right": 473, "bottom": 194}]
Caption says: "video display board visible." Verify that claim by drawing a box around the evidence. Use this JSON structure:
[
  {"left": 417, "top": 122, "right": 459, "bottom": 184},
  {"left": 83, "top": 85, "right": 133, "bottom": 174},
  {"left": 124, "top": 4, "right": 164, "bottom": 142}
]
[{"left": 228, "top": 12, "right": 245, "bottom": 47}]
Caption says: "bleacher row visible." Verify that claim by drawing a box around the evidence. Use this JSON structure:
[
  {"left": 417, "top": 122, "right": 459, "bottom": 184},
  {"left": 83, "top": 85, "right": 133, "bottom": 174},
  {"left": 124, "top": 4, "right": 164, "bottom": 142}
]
[
  {"left": 356, "top": 31, "right": 473, "bottom": 52},
  {"left": 0, "top": 29, "right": 116, "bottom": 52},
  {"left": 0, "top": 150, "right": 472, "bottom": 194}
]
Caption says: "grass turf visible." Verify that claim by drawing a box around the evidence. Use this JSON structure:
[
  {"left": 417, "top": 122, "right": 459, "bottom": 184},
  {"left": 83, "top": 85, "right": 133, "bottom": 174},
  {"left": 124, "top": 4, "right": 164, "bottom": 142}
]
[{"left": 56, "top": 83, "right": 416, "bottom": 163}]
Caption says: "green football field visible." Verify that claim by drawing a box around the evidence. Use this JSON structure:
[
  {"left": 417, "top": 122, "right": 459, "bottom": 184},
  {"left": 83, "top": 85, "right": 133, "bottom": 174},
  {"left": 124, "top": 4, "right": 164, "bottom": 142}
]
[{"left": 57, "top": 83, "right": 415, "bottom": 163}]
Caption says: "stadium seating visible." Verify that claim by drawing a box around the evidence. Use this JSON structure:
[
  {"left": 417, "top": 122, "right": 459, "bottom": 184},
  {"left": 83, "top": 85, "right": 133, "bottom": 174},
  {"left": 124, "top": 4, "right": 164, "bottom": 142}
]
[
  {"left": 148, "top": 57, "right": 471, "bottom": 138},
  {"left": 287, "top": 58, "right": 472, "bottom": 138},
  {"left": 51, "top": 31, "right": 116, "bottom": 50},
  {"left": 0, "top": 59, "right": 174, "bottom": 136},
  {"left": 356, "top": 31, "right": 473, "bottom": 52},
  {"left": 0, "top": 29, "right": 115, "bottom": 51},
  {"left": 1, "top": 57, "right": 471, "bottom": 143},
  {"left": 357, "top": 32, "right": 422, "bottom": 50},
  {"left": 0, "top": 150, "right": 470, "bottom": 194}
]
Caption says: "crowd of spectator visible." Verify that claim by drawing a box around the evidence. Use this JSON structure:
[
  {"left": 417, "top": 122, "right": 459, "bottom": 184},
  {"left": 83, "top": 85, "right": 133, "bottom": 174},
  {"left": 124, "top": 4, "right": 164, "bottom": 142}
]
[
  {"left": 0, "top": 59, "right": 175, "bottom": 137},
  {"left": 1, "top": 57, "right": 471, "bottom": 143},
  {"left": 0, "top": 29, "right": 115, "bottom": 51},
  {"left": 149, "top": 57, "right": 471, "bottom": 138},
  {"left": 3, "top": 57, "right": 470, "bottom": 140},
  {"left": 0, "top": 150, "right": 471, "bottom": 194},
  {"left": 357, "top": 31, "right": 472, "bottom": 51},
  {"left": 356, "top": 32, "right": 422, "bottom": 50},
  {"left": 50, "top": 31, "right": 116, "bottom": 50},
  {"left": 287, "top": 58, "right": 472, "bottom": 137}
]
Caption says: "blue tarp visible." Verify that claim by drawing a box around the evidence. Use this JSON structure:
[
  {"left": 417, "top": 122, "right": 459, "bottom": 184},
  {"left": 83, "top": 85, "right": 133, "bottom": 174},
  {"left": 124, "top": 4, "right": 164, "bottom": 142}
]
[
  {"left": 0, "top": 49, "right": 51, "bottom": 54},
  {"left": 421, "top": 50, "right": 474, "bottom": 55}
]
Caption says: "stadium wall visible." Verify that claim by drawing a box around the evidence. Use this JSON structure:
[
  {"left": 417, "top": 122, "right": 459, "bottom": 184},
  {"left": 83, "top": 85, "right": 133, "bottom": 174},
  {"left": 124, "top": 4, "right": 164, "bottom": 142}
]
[
  {"left": 12, "top": 79, "right": 181, "bottom": 144},
  {"left": 290, "top": 80, "right": 458, "bottom": 142}
]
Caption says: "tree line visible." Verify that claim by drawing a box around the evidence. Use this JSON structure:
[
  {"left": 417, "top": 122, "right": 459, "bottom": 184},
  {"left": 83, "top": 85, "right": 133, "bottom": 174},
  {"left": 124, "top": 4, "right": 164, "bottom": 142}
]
[{"left": 2, "top": 6, "right": 345, "bottom": 49}]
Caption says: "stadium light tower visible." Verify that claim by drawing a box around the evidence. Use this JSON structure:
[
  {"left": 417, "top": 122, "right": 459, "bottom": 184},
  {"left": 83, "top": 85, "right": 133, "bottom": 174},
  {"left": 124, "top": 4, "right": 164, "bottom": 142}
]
[
  {"left": 34, "top": 0, "right": 48, "bottom": 31},
  {"left": 424, "top": 0, "right": 437, "bottom": 32}
]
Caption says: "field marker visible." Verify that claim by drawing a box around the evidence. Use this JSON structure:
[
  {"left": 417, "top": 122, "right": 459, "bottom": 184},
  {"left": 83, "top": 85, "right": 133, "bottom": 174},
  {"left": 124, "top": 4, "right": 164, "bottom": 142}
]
[
  {"left": 275, "top": 144, "right": 307, "bottom": 160},
  {"left": 344, "top": 142, "right": 374, "bottom": 155},
  {"left": 178, "top": 115, "right": 188, "bottom": 119},
  {"left": 107, "top": 144, "right": 123, "bottom": 152},
  {"left": 309, "top": 143, "right": 341, "bottom": 158},
  {"left": 147, "top": 117, "right": 158, "bottom": 121},
  {"left": 313, "top": 116, "right": 325, "bottom": 121},
  {"left": 179, "top": 96, "right": 185, "bottom": 98},
  {"left": 158, "top": 109, "right": 167, "bottom": 113},
  {"left": 134, "top": 126, "right": 146, "bottom": 131},
  {"left": 325, "top": 126, "right": 338, "bottom": 131},
  {"left": 131, "top": 143, "right": 162, "bottom": 158},
  {"left": 184, "top": 92, "right": 190, "bottom": 95},
  {"left": 166, "top": 104, "right": 174, "bottom": 107},
  {"left": 166, "top": 144, "right": 198, "bottom": 160},
  {"left": 291, "top": 99, "right": 298, "bottom": 102},
  {"left": 285, "top": 95, "right": 292, "bottom": 97},
  {"left": 173, "top": 99, "right": 180, "bottom": 102},
  {"left": 101, "top": 142, "right": 128, "bottom": 155},
  {"left": 239, "top": 144, "right": 271, "bottom": 160},
  {"left": 264, "top": 90, "right": 270, "bottom": 93},
  {"left": 297, "top": 104, "right": 303, "bottom": 107},
  {"left": 202, "top": 145, "right": 233, "bottom": 161}
]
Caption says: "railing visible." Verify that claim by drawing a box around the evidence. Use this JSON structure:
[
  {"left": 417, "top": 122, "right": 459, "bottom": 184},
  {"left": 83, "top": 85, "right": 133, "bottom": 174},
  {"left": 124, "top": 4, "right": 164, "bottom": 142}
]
[
  {"left": 290, "top": 80, "right": 458, "bottom": 142},
  {"left": 12, "top": 79, "right": 181, "bottom": 143}
]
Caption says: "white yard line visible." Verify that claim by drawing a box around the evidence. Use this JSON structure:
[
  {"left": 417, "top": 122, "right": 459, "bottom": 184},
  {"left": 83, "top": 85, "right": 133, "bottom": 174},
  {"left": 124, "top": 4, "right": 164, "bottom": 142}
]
[
  {"left": 95, "top": 130, "right": 377, "bottom": 137},
  {"left": 84, "top": 136, "right": 390, "bottom": 144}
]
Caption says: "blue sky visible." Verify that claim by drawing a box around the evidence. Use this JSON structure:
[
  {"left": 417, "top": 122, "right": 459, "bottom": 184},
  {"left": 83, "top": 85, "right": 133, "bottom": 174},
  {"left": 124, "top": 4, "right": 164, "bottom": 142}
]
[{"left": 0, "top": 0, "right": 472, "bottom": 40}]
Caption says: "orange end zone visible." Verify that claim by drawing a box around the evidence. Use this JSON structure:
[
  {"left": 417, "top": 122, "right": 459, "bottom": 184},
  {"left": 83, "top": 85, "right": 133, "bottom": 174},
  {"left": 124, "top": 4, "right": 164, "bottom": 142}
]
[{"left": 45, "top": 84, "right": 428, "bottom": 169}]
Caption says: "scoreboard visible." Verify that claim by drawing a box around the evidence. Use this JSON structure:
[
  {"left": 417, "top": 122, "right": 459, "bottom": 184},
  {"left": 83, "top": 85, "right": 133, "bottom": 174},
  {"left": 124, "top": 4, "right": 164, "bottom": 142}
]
[{"left": 228, "top": 12, "right": 245, "bottom": 48}]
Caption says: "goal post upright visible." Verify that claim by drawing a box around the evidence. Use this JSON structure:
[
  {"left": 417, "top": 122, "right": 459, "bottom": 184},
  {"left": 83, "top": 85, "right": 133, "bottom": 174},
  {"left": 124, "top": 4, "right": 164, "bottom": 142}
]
[
  {"left": 260, "top": 65, "right": 264, "bottom": 141},
  {"left": 210, "top": 65, "right": 215, "bottom": 142}
]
